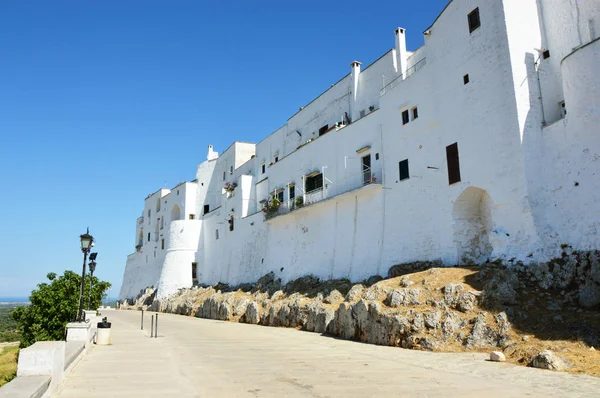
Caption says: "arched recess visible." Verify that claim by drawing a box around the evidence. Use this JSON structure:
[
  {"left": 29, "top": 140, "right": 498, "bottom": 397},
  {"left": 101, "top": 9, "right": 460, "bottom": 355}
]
[
  {"left": 452, "top": 187, "right": 494, "bottom": 265},
  {"left": 171, "top": 204, "right": 181, "bottom": 221}
]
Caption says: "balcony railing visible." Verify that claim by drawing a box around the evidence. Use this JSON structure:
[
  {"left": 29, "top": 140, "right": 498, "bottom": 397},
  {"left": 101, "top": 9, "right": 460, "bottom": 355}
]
[
  {"left": 380, "top": 58, "right": 426, "bottom": 96},
  {"left": 264, "top": 167, "right": 381, "bottom": 220}
]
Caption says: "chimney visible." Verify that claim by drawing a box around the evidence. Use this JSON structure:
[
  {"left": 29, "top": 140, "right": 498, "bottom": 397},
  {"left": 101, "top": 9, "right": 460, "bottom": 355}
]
[
  {"left": 207, "top": 145, "right": 218, "bottom": 161},
  {"left": 395, "top": 27, "right": 407, "bottom": 77},
  {"left": 350, "top": 61, "right": 361, "bottom": 102}
]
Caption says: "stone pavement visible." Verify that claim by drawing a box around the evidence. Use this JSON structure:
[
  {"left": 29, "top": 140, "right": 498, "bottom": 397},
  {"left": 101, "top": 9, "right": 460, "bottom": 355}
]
[{"left": 54, "top": 310, "right": 600, "bottom": 398}]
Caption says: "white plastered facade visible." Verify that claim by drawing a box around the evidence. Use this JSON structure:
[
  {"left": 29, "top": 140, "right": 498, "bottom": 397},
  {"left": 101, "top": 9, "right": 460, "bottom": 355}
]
[{"left": 120, "top": 0, "right": 600, "bottom": 301}]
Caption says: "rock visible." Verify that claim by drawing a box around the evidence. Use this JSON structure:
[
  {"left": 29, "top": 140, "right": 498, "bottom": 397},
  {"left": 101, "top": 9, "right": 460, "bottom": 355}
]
[
  {"left": 412, "top": 313, "right": 425, "bottom": 333},
  {"left": 419, "top": 337, "right": 437, "bottom": 351},
  {"left": 323, "top": 290, "right": 344, "bottom": 304},
  {"left": 334, "top": 302, "right": 356, "bottom": 339},
  {"left": 400, "top": 276, "right": 414, "bottom": 287},
  {"left": 408, "top": 288, "right": 422, "bottom": 305},
  {"left": 364, "top": 275, "right": 383, "bottom": 287},
  {"left": 424, "top": 311, "right": 442, "bottom": 329},
  {"left": 522, "top": 335, "right": 530, "bottom": 342},
  {"left": 465, "top": 312, "right": 499, "bottom": 348},
  {"left": 306, "top": 302, "right": 334, "bottom": 333},
  {"left": 531, "top": 350, "right": 570, "bottom": 371},
  {"left": 387, "top": 261, "right": 441, "bottom": 278},
  {"left": 270, "top": 290, "right": 285, "bottom": 301},
  {"left": 443, "top": 284, "right": 464, "bottom": 307},
  {"left": 345, "top": 285, "right": 365, "bottom": 302},
  {"left": 363, "top": 285, "right": 388, "bottom": 301},
  {"left": 253, "top": 272, "right": 283, "bottom": 295},
  {"left": 385, "top": 289, "right": 407, "bottom": 307},
  {"left": 284, "top": 275, "right": 321, "bottom": 294},
  {"left": 442, "top": 312, "right": 465, "bottom": 339},
  {"left": 232, "top": 297, "right": 250, "bottom": 317},
  {"left": 244, "top": 301, "right": 260, "bottom": 324},
  {"left": 490, "top": 351, "right": 506, "bottom": 362},
  {"left": 482, "top": 270, "right": 519, "bottom": 306},
  {"left": 578, "top": 281, "right": 600, "bottom": 309}
]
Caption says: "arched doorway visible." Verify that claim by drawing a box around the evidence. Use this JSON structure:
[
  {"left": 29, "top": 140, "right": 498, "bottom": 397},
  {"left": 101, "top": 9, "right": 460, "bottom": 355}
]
[
  {"left": 452, "top": 187, "right": 493, "bottom": 265},
  {"left": 171, "top": 204, "right": 181, "bottom": 221}
]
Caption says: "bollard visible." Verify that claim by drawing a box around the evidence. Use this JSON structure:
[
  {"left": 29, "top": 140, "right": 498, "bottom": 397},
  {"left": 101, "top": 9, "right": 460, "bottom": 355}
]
[
  {"left": 154, "top": 314, "right": 158, "bottom": 338},
  {"left": 151, "top": 315, "right": 154, "bottom": 338},
  {"left": 141, "top": 309, "right": 144, "bottom": 330}
]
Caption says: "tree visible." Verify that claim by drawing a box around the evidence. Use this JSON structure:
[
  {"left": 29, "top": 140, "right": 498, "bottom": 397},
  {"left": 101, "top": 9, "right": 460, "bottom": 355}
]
[{"left": 11, "top": 270, "right": 111, "bottom": 348}]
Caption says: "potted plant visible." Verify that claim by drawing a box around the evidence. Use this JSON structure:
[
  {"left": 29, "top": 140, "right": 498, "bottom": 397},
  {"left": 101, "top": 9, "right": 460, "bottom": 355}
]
[
  {"left": 223, "top": 182, "right": 238, "bottom": 193},
  {"left": 295, "top": 196, "right": 304, "bottom": 208}
]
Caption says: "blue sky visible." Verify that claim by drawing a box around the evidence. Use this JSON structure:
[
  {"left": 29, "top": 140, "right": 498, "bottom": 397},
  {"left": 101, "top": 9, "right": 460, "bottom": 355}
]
[{"left": 0, "top": 0, "right": 449, "bottom": 298}]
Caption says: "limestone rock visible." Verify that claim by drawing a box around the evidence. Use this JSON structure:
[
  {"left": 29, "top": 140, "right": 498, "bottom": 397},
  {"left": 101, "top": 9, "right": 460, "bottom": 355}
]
[
  {"left": 442, "top": 311, "right": 465, "bottom": 339},
  {"left": 465, "top": 312, "right": 498, "bottom": 348},
  {"left": 365, "top": 275, "right": 383, "bottom": 287},
  {"left": 387, "top": 261, "right": 441, "bottom": 278},
  {"left": 323, "top": 290, "right": 344, "bottom": 304},
  {"left": 345, "top": 285, "right": 365, "bottom": 302},
  {"left": 253, "top": 272, "right": 282, "bottom": 295},
  {"left": 424, "top": 311, "right": 442, "bottom": 330},
  {"left": 244, "top": 301, "right": 260, "bottom": 324},
  {"left": 482, "top": 270, "right": 519, "bottom": 306},
  {"left": 385, "top": 289, "right": 407, "bottom": 307},
  {"left": 334, "top": 302, "right": 356, "bottom": 339},
  {"left": 306, "top": 302, "right": 334, "bottom": 333},
  {"left": 531, "top": 350, "right": 570, "bottom": 371},
  {"left": 490, "top": 351, "right": 506, "bottom": 362}
]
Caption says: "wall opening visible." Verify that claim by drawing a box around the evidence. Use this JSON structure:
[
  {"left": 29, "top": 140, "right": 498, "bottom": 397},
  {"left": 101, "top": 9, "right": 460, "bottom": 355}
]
[
  {"left": 171, "top": 204, "right": 181, "bottom": 221},
  {"left": 452, "top": 187, "right": 493, "bottom": 265}
]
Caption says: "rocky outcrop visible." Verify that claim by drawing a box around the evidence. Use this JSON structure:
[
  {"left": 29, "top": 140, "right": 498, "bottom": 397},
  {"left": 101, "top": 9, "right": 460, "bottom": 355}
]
[{"left": 531, "top": 350, "right": 571, "bottom": 371}]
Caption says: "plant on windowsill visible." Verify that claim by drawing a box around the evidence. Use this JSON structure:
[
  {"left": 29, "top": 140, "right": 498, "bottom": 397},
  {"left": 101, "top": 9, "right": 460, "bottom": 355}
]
[
  {"left": 223, "top": 181, "right": 237, "bottom": 193},
  {"left": 262, "top": 197, "right": 281, "bottom": 218},
  {"left": 295, "top": 196, "right": 304, "bottom": 208}
]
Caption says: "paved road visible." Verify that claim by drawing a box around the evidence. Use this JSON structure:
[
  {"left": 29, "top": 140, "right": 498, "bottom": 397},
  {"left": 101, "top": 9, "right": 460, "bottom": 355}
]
[{"left": 54, "top": 310, "right": 600, "bottom": 397}]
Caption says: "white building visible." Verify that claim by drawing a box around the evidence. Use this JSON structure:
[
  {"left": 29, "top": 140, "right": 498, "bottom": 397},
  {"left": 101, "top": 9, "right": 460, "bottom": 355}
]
[{"left": 119, "top": 0, "right": 600, "bottom": 300}]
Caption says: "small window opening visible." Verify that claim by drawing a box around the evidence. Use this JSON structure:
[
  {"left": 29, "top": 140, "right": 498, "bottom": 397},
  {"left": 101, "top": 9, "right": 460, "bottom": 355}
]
[
  {"left": 468, "top": 8, "right": 481, "bottom": 33},
  {"left": 402, "top": 110, "right": 410, "bottom": 125},
  {"left": 189, "top": 214, "right": 196, "bottom": 220},
  {"left": 161, "top": 239, "right": 165, "bottom": 250},
  {"left": 203, "top": 204, "right": 210, "bottom": 215},
  {"left": 228, "top": 216, "right": 234, "bottom": 232},
  {"left": 305, "top": 173, "right": 323, "bottom": 193},
  {"left": 412, "top": 107, "right": 419, "bottom": 120},
  {"left": 559, "top": 101, "right": 567, "bottom": 118},
  {"left": 262, "top": 163, "right": 266, "bottom": 174},
  {"left": 275, "top": 156, "right": 279, "bottom": 163},
  {"left": 192, "top": 262, "right": 198, "bottom": 283},
  {"left": 399, "top": 159, "right": 410, "bottom": 181},
  {"left": 177, "top": 190, "right": 179, "bottom": 195},
  {"left": 289, "top": 185, "right": 295, "bottom": 200},
  {"left": 215, "top": 230, "right": 219, "bottom": 240},
  {"left": 375, "top": 153, "right": 379, "bottom": 160},
  {"left": 543, "top": 50, "right": 550, "bottom": 59},
  {"left": 463, "top": 74, "right": 470, "bottom": 85},
  {"left": 223, "top": 171, "right": 226, "bottom": 181},
  {"left": 446, "top": 142, "right": 461, "bottom": 185},
  {"left": 230, "top": 166, "right": 233, "bottom": 175},
  {"left": 274, "top": 190, "right": 283, "bottom": 203},
  {"left": 147, "top": 232, "right": 151, "bottom": 242},
  {"left": 318, "top": 124, "right": 329, "bottom": 136}
]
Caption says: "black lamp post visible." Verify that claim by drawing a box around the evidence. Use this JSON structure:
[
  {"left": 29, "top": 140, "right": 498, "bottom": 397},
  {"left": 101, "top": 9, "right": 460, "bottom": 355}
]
[
  {"left": 77, "top": 229, "right": 94, "bottom": 322},
  {"left": 87, "top": 253, "right": 97, "bottom": 310}
]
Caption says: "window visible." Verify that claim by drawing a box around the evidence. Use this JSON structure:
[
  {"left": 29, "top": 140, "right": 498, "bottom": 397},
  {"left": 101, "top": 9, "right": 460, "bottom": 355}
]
[
  {"left": 543, "top": 50, "right": 550, "bottom": 59},
  {"left": 464, "top": 74, "right": 470, "bottom": 85},
  {"left": 362, "top": 154, "right": 372, "bottom": 185},
  {"left": 148, "top": 209, "right": 151, "bottom": 218},
  {"left": 161, "top": 239, "right": 165, "bottom": 250},
  {"left": 275, "top": 156, "right": 279, "bottom": 163},
  {"left": 230, "top": 166, "right": 233, "bottom": 175},
  {"left": 177, "top": 190, "right": 179, "bottom": 195},
  {"left": 153, "top": 250, "right": 156, "bottom": 258},
  {"left": 289, "top": 185, "right": 295, "bottom": 200},
  {"left": 147, "top": 232, "right": 151, "bottom": 242},
  {"left": 399, "top": 159, "right": 410, "bottom": 181},
  {"left": 192, "top": 262, "right": 198, "bottom": 282},
  {"left": 215, "top": 230, "right": 219, "bottom": 240},
  {"left": 305, "top": 173, "right": 323, "bottom": 192},
  {"left": 274, "top": 190, "right": 283, "bottom": 203},
  {"left": 559, "top": 101, "right": 567, "bottom": 118},
  {"left": 262, "top": 163, "right": 266, "bottom": 174},
  {"left": 318, "top": 124, "right": 329, "bottom": 136},
  {"left": 160, "top": 216, "right": 164, "bottom": 230},
  {"left": 468, "top": 8, "right": 480, "bottom": 33},
  {"left": 223, "top": 171, "right": 226, "bottom": 181},
  {"left": 189, "top": 214, "right": 196, "bottom": 220},
  {"left": 402, "top": 110, "right": 410, "bottom": 125},
  {"left": 228, "top": 216, "right": 234, "bottom": 232},
  {"left": 203, "top": 204, "right": 210, "bottom": 215},
  {"left": 412, "top": 107, "right": 418, "bottom": 120},
  {"left": 375, "top": 153, "right": 379, "bottom": 160},
  {"left": 446, "top": 143, "right": 461, "bottom": 184}
]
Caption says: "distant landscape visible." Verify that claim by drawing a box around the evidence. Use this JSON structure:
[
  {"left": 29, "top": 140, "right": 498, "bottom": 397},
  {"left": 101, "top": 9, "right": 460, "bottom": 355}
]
[{"left": 0, "top": 301, "right": 23, "bottom": 387}]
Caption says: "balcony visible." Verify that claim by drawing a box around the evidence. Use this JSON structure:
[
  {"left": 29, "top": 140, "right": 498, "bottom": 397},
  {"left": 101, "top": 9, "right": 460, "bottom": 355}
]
[{"left": 264, "top": 167, "right": 381, "bottom": 221}]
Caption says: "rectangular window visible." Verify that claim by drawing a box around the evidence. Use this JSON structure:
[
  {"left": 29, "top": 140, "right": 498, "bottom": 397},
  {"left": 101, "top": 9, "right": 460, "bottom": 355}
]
[
  {"left": 228, "top": 216, "right": 234, "bottom": 232},
  {"left": 289, "top": 185, "right": 295, "bottom": 200},
  {"left": 375, "top": 153, "right": 379, "bottom": 160},
  {"left": 362, "top": 154, "right": 371, "bottom": 185},
  {"left": 223, "top": 171, "right": 226, "bottom": 181},
  {"left": 446, "top": 143, "right": 461, "bottom": 184},
  {"left": 399, "top": 159, "right": 409, "bottom": 181},
  {"left": 161, "top": 239, "right": 165, "bottom": 250},
  {"left": 192, "top": 262, "right": 198, "bottom": 282},
  {"left": 468, "top": 8, "right": 480, "bottom": 33},
  {"left": 318, "top": 124, "right": 329, "bottom": 136},
  {"left": 305, "top": 173, "right": 323, "bottom": 192},
  {"left": 230, "top": 166, "right": 233, "bottom": 175},
  {"left": 262, "top": 163, "right": 266, "bottom": 174},
  {"left": 203, "top": 204, "right": 210, "bottom": 215},
  {"left": 463, "top": 74, "right": 470, "bottom": 85},
  {"left": 189, "top": 214, "right": 195, "bottom": 220},
  {"left": 559, "top": 101, "right": 567, "bottom": 118},
  {"left": 275, "top": 190, "right": 283, "bottom": 203},
  {"left": 147, "top": 232, "right": 151, "bottom": 242},
  {"left": 215, "top": 230, "right": 219, "bottom": 240},
  {"left": 412, "top": 107, "right": 418, "bottom": 120},
  {"left": 402, "top": 110, "right": 410, "bottom": 125},
  {"left": 274, "top": 156, "right": 279, "bottom": 163}
]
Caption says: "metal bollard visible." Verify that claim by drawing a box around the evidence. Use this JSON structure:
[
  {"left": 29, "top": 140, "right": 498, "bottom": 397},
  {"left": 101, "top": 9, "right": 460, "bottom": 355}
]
[
  {"left": 141, "top": 309, "right": 144, "bottom": 330},
  {"left": 151, "top": 315, "right": 154, "bottom": 338},
  {"left": 155, "top": 314, "right": 158, "bottom": 338}
]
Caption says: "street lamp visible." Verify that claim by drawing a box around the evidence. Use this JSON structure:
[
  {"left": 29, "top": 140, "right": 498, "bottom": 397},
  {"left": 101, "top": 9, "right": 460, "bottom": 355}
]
[
  {"left": 87, "top": 253, "right": 97, "bottom": 310},
  {"left": 77, "top": 229, "right": 94, "bottom": 322}
]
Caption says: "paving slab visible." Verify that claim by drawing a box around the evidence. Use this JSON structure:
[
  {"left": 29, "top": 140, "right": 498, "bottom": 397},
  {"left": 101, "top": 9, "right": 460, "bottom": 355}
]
[{"left": 53, "top": 310, "right": 600, "bottom": 397}]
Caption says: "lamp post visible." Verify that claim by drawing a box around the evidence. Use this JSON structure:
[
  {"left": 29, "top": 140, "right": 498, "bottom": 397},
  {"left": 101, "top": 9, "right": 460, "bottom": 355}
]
[
  {"left": 87, "top": 253, "right": 97, "bottom": 310},
  {"left": 77, "top": 229, "right": 94, "bottom": 322}
]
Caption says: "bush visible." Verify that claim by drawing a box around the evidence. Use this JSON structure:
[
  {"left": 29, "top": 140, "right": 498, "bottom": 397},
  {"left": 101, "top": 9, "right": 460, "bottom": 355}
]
[{"left": 11, "top": 271, "right": 111, "bottom": 348}]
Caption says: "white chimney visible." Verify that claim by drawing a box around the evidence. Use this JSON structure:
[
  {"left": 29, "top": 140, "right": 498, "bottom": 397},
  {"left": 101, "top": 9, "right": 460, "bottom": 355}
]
[
  {"left": 350, "top": 61, "right": 361, "bottom": 102},
  {"left": 395, "top": 27, "right": 408, "bottom": 77},
  {"left": 207, "top": 145, "right": 218, "bottom": 161}
]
